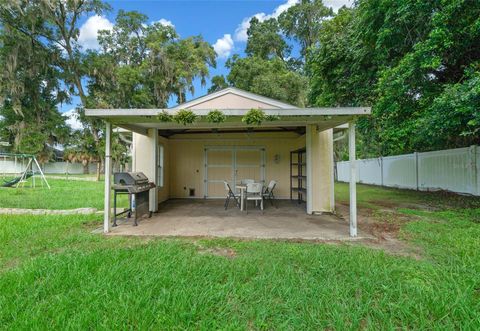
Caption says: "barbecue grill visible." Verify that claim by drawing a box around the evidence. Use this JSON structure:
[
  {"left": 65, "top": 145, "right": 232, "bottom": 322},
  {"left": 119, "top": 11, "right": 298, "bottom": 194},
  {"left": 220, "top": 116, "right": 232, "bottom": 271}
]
[{"left": 112, "top": 172, "right": 156, "bottom": 226}]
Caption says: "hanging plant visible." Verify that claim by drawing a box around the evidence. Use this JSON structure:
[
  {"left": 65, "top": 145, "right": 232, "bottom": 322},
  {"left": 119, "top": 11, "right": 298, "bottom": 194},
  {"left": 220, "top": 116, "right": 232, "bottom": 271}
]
[
  {"left": 174, "top": 109, "right": 197, "bottom": 125},
  {"left": 206, "top": 109, "right": 226, "bottom": 124},
  {"left": 265, "top": 114, "right": 280, "bottom": 121},
  {"left": 157, "top": 110, "right": 173, "bottom": 122},
  {"left": 242, "top": 108, "right": 266, "bottom": 126}
]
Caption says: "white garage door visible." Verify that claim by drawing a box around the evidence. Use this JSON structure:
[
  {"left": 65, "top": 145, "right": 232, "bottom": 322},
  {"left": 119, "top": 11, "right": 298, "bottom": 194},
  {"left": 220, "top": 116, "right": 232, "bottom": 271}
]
[{"left": 204, "top": 146, "right": 265, "bottom": 198}]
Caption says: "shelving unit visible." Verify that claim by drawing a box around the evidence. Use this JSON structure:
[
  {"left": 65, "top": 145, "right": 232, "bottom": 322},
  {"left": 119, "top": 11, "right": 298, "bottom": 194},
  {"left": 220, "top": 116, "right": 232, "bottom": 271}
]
[{"left": 290, "top": 147, "right": 307, "bottom": 204}]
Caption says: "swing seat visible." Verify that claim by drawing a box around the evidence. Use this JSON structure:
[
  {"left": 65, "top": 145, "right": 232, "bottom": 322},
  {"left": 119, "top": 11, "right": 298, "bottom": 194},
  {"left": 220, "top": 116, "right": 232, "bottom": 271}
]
[{"left": 2, "top": 171, "right": 33, "bottom": 187}]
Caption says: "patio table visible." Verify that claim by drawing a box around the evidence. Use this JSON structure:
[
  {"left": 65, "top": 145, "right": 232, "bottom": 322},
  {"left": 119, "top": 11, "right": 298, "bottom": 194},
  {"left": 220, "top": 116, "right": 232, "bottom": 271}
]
[
  {"left": 235, "top": 184, "right": 247, "bottom": 211},
  {"left": 236, "top": 183, "right": 265, "bottom": 211}
]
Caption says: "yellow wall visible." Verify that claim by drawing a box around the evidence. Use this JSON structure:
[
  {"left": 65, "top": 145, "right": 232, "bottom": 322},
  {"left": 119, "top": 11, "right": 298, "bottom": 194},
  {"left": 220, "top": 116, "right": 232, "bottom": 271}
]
[
  {"left": 133, "top": 129, "right": 334, "bottom": 212},
  {"left": 168, "top": 132, "right": 305, "bottom": 199},
  {"left": 157, "top": 136, "right": 170, "bottom": 203},
  {"left": 133, "top": 131, "right": 170, "bottom": 208},
  {"left": 307, "top": 126, "right": 334, "bottom": 213}
]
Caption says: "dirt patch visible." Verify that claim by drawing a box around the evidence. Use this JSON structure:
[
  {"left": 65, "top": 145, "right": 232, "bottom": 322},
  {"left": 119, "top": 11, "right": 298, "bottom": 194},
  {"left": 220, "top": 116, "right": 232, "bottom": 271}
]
[
  {"left": 192, "top": 242, "right": 237, "bottom": 259},
  {"left": 335, "top": 202, "right": 423, "bottom": 259},
  {"left": 353, "top": 236, "right": 423, "bottom": 260},
  {"left": 198, "top": 247, "right": 237, "bottom": 259}
]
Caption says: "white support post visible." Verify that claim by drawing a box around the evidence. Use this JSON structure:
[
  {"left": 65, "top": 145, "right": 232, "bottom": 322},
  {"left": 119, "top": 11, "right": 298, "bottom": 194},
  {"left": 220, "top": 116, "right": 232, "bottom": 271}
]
[
  {"left": 131, "top": 133, "right": 136, "bottom": 172},
  {"left": 150, "top": 128, "right": 159, "bottom": 212},
  {"left": 349, "top": 121, "right": 357, "bottom": 237},
  {"left": 414, "top": 152, "right": 419, "bottom": 191},
  {"left": 306, "top": 125, "right": 313, "bottom": 214},
  {"left": 104, "top": 121, "right": 112, "bottom": 233}
]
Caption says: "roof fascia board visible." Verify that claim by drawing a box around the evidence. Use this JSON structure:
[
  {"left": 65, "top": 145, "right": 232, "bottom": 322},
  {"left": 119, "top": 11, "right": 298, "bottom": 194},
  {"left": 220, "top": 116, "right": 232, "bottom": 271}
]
[
  {"left": 86, "top": 107, "right": 371, "bottom": 117},
  {"left": 125, "top": 117, "right": 354, "bottom": 130}
]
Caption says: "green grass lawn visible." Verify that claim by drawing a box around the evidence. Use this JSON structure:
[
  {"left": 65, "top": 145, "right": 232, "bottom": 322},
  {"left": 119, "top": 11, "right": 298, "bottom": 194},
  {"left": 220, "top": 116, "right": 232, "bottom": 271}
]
[
  {"left": 335, "top": 182, "right": 480, "bottom": 210},
  {"left": 0, "top": 178, "right": 127, "bottom": 209},
  {"left": 0, "top": 183, "right": 479, "bottom": 328}
]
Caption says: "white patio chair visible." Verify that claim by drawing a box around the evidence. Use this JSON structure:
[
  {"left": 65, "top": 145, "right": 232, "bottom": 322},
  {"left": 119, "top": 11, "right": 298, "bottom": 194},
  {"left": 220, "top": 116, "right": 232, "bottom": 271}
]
[
  {"left": 245, "top": 182, "right": 263, "bottom": 213},
  {"left": 223, "top": 181, "right": 239, "bottom": 210},
  {"left": 241, "top": 179, "right": 255, "bottom": 185},
  {"left": 263, "top": 180, "right": 277, "bottom": 208}
]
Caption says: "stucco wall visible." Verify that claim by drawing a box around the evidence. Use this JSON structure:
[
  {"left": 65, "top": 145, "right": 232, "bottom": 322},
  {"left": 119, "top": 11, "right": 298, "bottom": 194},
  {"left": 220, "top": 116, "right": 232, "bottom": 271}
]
[
  {"left": 133, "top": 131, "right": 171, "bottom": 209},
  {"left": 168, "top": 132, "right": 305, "bottom": 199},
  {"left": 133, "top": 130, "right": 333, "bottom": 212},
  {"left": 308, "top": 127, "right": 334, "bottom": 213},
  {"left": 157, "top": 136, "right": 170, "bottom": 203},
  {"left": 188, "top": 93, "right": 280, "bottom": 110}
]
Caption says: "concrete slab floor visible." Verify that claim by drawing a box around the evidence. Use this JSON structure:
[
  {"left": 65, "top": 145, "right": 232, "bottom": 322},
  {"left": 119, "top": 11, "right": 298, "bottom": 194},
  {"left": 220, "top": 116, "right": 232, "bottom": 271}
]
[{"left": 108, "top": 199, "right": 370, "bottom": 240}]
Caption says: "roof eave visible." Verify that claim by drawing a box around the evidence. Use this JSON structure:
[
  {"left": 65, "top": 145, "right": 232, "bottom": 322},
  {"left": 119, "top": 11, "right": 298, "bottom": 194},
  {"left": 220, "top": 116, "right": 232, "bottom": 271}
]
[{"left": 85, "top": 107, "right": 371, "bottom": 118}]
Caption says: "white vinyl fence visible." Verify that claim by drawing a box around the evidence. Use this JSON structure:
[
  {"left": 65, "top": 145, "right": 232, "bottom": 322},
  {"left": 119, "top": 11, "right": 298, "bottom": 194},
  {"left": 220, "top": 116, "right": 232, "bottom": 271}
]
[
  {"left": 0, "top": 160, "right": 98, "bottom": 175},
  {"left": 336, "top": 145, "right": 480, "bottom": 196}
]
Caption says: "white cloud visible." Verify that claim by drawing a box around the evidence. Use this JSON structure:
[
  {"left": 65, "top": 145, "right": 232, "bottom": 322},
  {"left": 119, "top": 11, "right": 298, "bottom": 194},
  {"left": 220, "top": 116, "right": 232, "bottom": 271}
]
[
  {"left": 156, "top": 18, "right": 174, "bottom": 27},
  {"left": 213, "top": 34, "right": 234, "bottom": 59},
  {"left": 233, "top": 0, "right": 352, "bottom": 42},
  {"left": 78, "top": 15, "right": 114, "bottom": 50},
  {"left": 63, "top": 109, "right": 83, "bottom": 131},
  {"left": 234, "top": 0, "right": 299, "bottom": 42},
  {"left": 323, "top": 0, "right": 353, "bottom": 12}
]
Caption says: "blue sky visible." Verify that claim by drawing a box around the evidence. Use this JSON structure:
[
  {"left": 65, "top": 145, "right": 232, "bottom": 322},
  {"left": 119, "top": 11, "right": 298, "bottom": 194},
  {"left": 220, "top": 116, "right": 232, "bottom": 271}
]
[{"left": 63, "top": 0, "right": 351, "bottom": 127}]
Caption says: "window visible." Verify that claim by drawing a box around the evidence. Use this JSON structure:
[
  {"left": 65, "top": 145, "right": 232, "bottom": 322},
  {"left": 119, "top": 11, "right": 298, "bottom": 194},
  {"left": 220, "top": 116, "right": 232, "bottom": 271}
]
[{"left": 157, "top": 144, "right": 164, "bottom": 187}]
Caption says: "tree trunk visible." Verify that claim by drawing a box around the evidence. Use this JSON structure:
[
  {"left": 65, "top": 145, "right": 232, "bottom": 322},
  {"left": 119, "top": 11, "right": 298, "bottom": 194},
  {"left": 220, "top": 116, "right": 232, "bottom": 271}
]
[{"left": 96, "top": 161, "right": 101, "bottom": 181}]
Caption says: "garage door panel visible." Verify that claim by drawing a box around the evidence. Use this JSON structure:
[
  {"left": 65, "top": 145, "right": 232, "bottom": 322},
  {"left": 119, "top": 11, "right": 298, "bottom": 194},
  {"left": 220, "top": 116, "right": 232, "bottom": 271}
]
[
  {"left": 236, "top": 150, "right": 261, "bottom": 165},
  {"left": 236, "top": 167, "right": 262, "bottom": 184},
  {"left": 207, "top": 167, "right": 232, "bottom": 181},
  {"left": 207, "top": 182, "right": 228, "bottom": 198},
  {"left": 205, "top": 147, "right": 265, "bottom": 198},
  {"left": 207, "top": 150, "right": 232, "bottom": 165}
]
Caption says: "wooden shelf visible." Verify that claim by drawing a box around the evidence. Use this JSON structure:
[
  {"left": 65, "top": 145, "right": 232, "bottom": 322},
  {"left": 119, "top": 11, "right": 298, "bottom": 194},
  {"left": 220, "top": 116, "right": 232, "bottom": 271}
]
[
  {"left": 290, "top": 148, "right": 307, "bottom": 204},
  {"left": 291, "top": 187, "right": 307, "bottom": 193}
]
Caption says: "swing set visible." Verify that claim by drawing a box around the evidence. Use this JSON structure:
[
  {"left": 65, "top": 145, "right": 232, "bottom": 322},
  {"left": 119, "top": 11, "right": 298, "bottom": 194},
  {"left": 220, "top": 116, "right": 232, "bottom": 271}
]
[{"left": 0, "top": 153, "right": 50, "bottom": 189}]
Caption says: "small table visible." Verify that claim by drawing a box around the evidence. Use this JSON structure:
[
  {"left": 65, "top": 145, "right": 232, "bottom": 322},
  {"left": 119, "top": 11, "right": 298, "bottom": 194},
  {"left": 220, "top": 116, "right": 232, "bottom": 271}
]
[{"left": 235, "top": 185, "right": 247, "bottom": 211}]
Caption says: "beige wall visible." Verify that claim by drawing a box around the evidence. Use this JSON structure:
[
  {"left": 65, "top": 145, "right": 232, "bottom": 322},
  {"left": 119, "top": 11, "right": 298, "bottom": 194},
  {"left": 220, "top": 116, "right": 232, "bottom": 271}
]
[
  {"left": 188, "top": 93, "right": 280, "bottom": 110},
  {"left": 168, "top": 132, "right": 305, "bottom": 199},
  {"left": 157, "top": 136, "right": 170, "bottom": 203},
  {"left": 307, "top": 126, "right": 334, "bottom": 213},
  {"left": 133, "top": 131, "right": 170, "bottom": 210},
  {"left": 133, "top": 129, "right": 334, "bottom": 213}
]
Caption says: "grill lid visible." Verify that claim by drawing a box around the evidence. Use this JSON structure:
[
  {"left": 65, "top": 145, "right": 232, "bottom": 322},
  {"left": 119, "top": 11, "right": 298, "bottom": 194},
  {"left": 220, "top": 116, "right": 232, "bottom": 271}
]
[{"left": 114, "top": 172, "right": 149, "bottom": 186}]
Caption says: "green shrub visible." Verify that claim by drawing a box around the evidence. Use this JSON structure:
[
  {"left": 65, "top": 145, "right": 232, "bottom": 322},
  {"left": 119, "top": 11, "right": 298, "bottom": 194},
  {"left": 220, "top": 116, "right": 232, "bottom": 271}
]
[
  {"left": 265, "top": 114, "right": 280, "bottom": 121},
  {"left": 242, "top": 108, "right": 266, "bottom": 126},
  {"left": 206, "top": 109, "right": 227, "bottom": 124},
  {"left": 174, "top": 109, "right": 197, "bottom": 125},
  {"left": 157, "top": 110, "right": 173, "bottom": 122}
]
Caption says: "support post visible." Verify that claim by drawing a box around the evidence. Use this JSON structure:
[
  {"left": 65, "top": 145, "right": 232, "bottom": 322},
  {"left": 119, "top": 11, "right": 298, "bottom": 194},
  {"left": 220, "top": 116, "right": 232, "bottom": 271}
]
[
  {"left": 306, "top": 125, "right": 313, "bottom": 214},
  {"left": 104, "top": 121, "right": 112, "bottom": 233},
  {"left": 349, "top": 121, "right": 357, "bottom": 237},
  {"left": 380, "top": 157, "right": 384, "bottom": 187},
  {"left": 150, "top": 128, "right": 159, "bottom": 212},
  {"left": 414, "top": 152, "right": 419, "bottom": 191},
  {"left": 470, "top": 145, "right": 479, "bottom": 196}
]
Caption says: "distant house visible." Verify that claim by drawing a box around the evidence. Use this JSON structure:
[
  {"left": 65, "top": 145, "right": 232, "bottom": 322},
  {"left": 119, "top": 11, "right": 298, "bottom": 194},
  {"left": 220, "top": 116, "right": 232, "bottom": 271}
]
[
  {"left": 87, "top": 88, "right": 370, "bottom": 236},
  {"left": 0, "top": 141, "right": 11, "bottom": 153}
]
